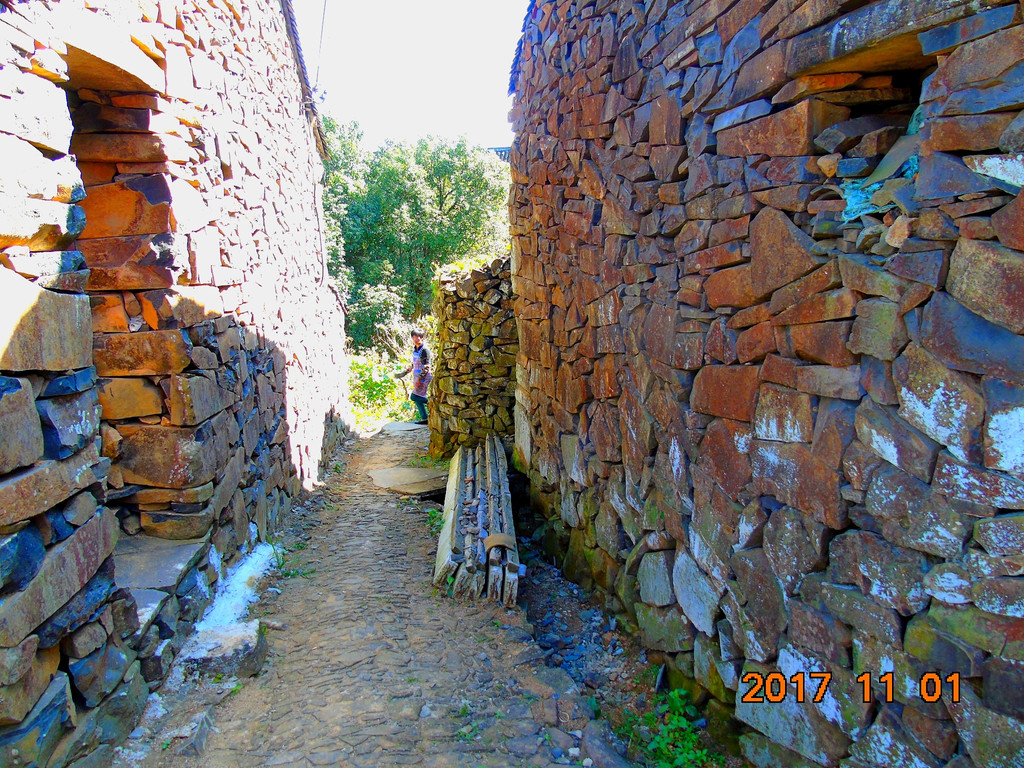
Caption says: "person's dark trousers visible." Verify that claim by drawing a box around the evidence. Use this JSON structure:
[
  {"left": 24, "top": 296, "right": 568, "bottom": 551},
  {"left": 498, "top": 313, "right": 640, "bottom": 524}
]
[{"left": 410, "top": 393, "right": 428, "bottom": 421}]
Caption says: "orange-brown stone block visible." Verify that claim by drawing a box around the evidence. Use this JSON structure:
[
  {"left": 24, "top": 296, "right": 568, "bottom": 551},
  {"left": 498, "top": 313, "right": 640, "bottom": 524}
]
[
  {"left": 93, "top": 330, "right": 191, "bottom": 376},
  {"left": 750, "top": 207, "right": 826, "bottom": 297},
  {"left": 751, "top": 440, "right": 846, "bottom": 529},
  {"left": 166, "top": 374, "right": 237, "bottom": 426},
  {"left": 947, "top": 238, "right": 1024, "bottom": 334},
  {"left": 717, "top": 99, "right": 850, "bottom": 157},
  {"left": 117, "top": 423, "right": 218, "bottom": 489},
  {"left": 79, "top": 233, "right": 185, "bottom": 291},
  {"left": 79, "top": 176, "right": 174, "bottom": 238},
  {"left": 70, "top": 132, "right": 192, "bottom": 163},
  {"left": 691, "top": 365, "right": 761, "bottom": 422},
  {"left": 78, "top": 175, "right": 207, "bottom": 239},
  {"left": 96, "top": 377, "right": 165, "bottom": 420},
  {"left": 0, "top": 268, "right": 92, "bottom": 372},
  {"left": 140, "top": 507, "right": 215, "bottom": 540},
  {"left": 705, "top": 263, "right": 761, "bottom": 309},
  {"left": 90, "top": 293, "right": 130, "bottom": 333}
]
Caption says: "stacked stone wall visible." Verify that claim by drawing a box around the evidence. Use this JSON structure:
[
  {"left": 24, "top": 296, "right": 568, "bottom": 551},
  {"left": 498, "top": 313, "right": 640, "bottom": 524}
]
[
  {"left": 428, "top": 255, "right": 518, "bottom": 458},
  {"left": 510, "top": 1, "right": 1024, "bottom": 765},
  {"left": 0, "top": 0, "right": 347, "bottom": 763}
]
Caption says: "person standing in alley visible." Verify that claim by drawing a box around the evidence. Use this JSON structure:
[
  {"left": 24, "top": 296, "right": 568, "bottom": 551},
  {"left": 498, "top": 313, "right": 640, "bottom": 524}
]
[{"left": 396, "top": 329, "right": 431, "bottom": 424}]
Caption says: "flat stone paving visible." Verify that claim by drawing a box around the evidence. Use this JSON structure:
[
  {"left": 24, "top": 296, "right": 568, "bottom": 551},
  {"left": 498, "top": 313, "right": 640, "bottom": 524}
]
[
  {"left": 365, "top": 466, "right": 449, "bottom": 496},
  {"left": 120, "top": 426, "right": 622, "bottom": 768}
]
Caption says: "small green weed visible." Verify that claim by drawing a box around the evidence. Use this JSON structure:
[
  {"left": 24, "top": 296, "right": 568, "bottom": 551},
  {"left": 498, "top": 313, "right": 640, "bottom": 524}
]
[
  {"left": 409, "top": 453, "right": 448, "bottom": 469},
  {"left": 280, "top": 566, "right": 316, "bottom": 579},
  {"left": 613, "top": 689, "right": 721, "bottom": 768},
  {"left": 426, "top": 506, "right": 445, "bottom": 539},
  {"left": 269, "top": 539, "right": 287, "bottom": 569},
  {"left": 633, "top": 664, "right": 660, "bottom": 688}
]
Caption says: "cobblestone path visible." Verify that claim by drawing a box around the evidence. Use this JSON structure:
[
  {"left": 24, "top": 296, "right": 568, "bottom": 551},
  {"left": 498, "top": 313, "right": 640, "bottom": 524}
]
[{"left": 122, "top": 425, "right": 627, "bottom": 768}]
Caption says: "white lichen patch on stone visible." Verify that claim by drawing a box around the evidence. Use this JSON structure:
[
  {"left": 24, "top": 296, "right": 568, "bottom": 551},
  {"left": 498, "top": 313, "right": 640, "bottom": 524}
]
[
  {"left": 778, "top": 646, "right": 842, "bottom": 730},
  {"left": 975, "top": 514, "right": 1024, "bottom": 556},
  {"left": 669, "top": 436, "right": 685, "bottom": 482},
  {"left": 142, "top": 692, "right": 166, "bottom": 720},
  {"left": 922, "top": 565, "right": 972, "bottom": 603},
  {"left": 987, "top": 405, "right": 1024, "bottom": 475},
  {"left": 751, "top": 441, "right": 790, "bottom": 475},
  {"left": 897, "top": 380, "right": 972, "bottom": 461},
  {"left": 856, "top": 724, "right": 937, "bottom": 768},
  {"left": 964, "top": 153, "right": 1024, "bottom": 187},
  {"left": 908, "top": 519, "right": 966, "bottom": 560},
  {"left": 973, "top": 579, "right": 1024, "bottom": 618},
  {"left": 863, "top": 427, "right": 900, "bottom": 468},
  {"left": 939, "top": 460, "right": 1024, "bottom": 508},
  {"left": 734, "top": 430, "right": 752, "bottom": 453},
  {"left": 689, "top": 527, "right": 731, "bottom": 586}
]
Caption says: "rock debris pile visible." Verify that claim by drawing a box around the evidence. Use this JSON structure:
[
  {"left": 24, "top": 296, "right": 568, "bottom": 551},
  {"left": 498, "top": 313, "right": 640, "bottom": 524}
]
[{"left": 510, "top": 1, "right": 1024, "bottom": 766}]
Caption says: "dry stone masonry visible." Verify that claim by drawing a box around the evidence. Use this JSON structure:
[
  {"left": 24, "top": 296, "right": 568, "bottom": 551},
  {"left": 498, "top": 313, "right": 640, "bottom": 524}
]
[
  {"left": 428, "top": 255, "right": 518, "bottom": 458},
  {"left": 0, "top": 0, "right": 347, "bottom": 764},
  {"left": 510, "top": 1, "right": 1024, "bottom": 766}
]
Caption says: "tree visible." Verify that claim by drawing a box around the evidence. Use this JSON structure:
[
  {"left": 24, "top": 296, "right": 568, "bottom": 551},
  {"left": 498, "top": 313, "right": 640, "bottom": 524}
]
[
  {"left": 320, "top": 116, "right": 367, "bottom": 297},
  {"left": 322, "top": 121, "right": 510, "bottom": 349}
]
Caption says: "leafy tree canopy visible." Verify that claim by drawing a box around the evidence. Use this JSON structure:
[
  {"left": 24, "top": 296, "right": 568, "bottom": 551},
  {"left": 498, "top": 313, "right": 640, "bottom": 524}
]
[{"left": 322, "top": 117, "right": 510, "bottom": 350}]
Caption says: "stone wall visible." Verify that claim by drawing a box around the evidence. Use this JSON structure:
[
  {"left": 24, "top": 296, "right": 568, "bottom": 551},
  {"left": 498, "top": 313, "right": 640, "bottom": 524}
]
[
  {"left": 428, "top": 255, "right": 517, "bottom": 458},
  {"left": 0, "top": 0, "right": 347, "bottom": 763},
  {"left": 510, "top": 1, "right": 1024, "bottom": 766}
]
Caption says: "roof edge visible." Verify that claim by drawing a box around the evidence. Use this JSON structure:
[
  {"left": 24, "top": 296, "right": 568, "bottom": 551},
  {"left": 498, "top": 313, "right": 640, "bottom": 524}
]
[{"left": 280, "top": 0, "right": 328, "bottom": 161}]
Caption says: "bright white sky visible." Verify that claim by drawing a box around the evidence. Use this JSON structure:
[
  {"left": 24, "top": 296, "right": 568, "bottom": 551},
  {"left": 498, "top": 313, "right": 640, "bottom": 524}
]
[{"left": 289, "top": 0, "right": 529, "bottom": 151}]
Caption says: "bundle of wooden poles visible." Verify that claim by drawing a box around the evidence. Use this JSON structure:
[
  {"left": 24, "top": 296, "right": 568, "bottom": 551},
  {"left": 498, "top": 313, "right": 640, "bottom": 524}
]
[{"left": 433, "top": 434, "right": 521, "bottom": 606}]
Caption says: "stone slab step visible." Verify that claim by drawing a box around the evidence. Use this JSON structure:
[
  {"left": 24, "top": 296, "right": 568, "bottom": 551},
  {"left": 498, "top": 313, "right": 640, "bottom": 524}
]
[
  {"left": 381, "top": 421, "right": 428, "bottom": 434},
  {"left": 366, "top": 467, "right": 448, "bottom": 496},
  {"left": 114, "top": 534, "right": 208, "bottom": 593}
]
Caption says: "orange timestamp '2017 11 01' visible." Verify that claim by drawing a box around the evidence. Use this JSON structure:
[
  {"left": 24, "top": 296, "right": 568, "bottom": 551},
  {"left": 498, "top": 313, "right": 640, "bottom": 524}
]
[{"left": 740, "top": 671, "right": 963, "bottom": 705}]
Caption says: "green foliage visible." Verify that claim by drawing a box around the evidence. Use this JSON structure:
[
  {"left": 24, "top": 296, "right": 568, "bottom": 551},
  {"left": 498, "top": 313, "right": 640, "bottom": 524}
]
[
  {"left": 346, "top": 277, "right": 407, "bottom": 353},
  {"left": 321, "top": 119, "right": 510, "bottom": 350},
  {"left": 426, "top": 507, "right": 445, "bottom": 539},
  {"left": 646, "top": 690, "right": 715, "bottom": 768},
  {"left": 613, "top": 690, "right": 721, "bottom": 768},
  {"left": 634, "top": 665, "right": 661, "bottom": 688},
  {"left": 348, "top": 352, "right": 416, "bottom": 431},
  {"left": 409, "top": 453, "right": 448, "bottom": 469},
  {"left": 321, "top": 117, "right": 366, "bottom": 295}
]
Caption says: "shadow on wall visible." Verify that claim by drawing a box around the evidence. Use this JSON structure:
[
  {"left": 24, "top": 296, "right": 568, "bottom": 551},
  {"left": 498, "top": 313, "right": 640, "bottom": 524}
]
[
  {"left": 0, "top": 264, "right": 346, "bottom": 765},
  {"left": 0, "top": 0, "right": 350, "bottom": 756}
]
